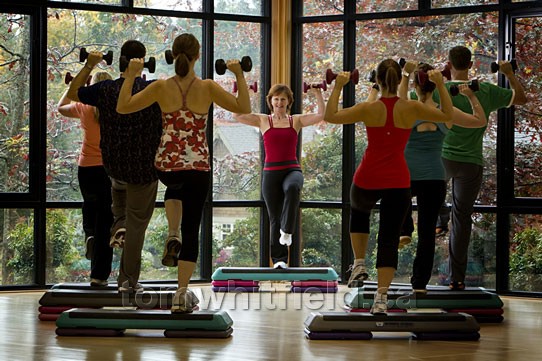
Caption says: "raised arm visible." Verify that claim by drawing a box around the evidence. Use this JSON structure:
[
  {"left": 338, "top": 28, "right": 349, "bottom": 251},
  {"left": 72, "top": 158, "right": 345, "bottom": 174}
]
[
  {"left": 210, "top": 60, "right": 251, "bottom": 114},
  {"left": 324, "top": 71, "right": 356, "bottom": 124},
  {"left": 499, "top": 60, "right": 527, "bottom": 105},
  {"left": 67, "top": 51, "right": 102, "bottom": 102},
  {"left": 398, "top": 60, "right": 416, "bottom": 100},
  {"left": 57, "top": 89, "right": 77, "bottom": 118},
  {"left": 297, "top": 87, "right": 325, "bottom": 128},
  {"left": 116, "top": 58, "right": 160, "bottom": 114},
  {"left": 450, "top": 84, "right": 487, "bottom": 128}
]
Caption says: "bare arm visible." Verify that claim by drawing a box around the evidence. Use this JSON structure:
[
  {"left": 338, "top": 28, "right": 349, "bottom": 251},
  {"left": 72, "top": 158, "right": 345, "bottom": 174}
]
[
  {"left": 450, "top": 84, "right": 487, "bottom": 128},
  {"left": 67, "top": 51, "right": 103, "bottom": 102},
  {"left": 210, "top": 60, "right": 251, "bottom": 114},
  {"left": 297, "top": 87, "right": 325, "bottom": 127},
  {"left": 499, "top": 60, "right": 527, "bottom": 105},
  {"left": 116, "top": 58, "right": 160, "bottom": 114},
  {"left": 398, "top": 60, "right": 416, "bottom": 100},
  {"left": 422, "top": 69, "right": 453, "bottom": 122},
  {"left": 232, "top": 112, "right": 264, "bottom": 128},
  {"left": 57, "top": 89, "right": 77, "bottom": 118}
]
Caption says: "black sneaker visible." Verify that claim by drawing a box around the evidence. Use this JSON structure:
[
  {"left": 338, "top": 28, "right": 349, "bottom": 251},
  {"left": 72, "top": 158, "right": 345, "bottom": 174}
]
[
  {"left": 161, "top": 236, "right": 182, "bottom": 267},
  {"left": 449, "top": 281, "right": 465, "bottom": 291}
]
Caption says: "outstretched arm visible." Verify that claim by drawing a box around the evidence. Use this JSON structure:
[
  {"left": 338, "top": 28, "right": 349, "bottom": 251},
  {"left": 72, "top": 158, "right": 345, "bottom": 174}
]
[
  {"left": 211, "top": 60, "right": 251, "bottom": 114},
  {"left": 298, "top": 87, "right": 325, "bottom": 127}
]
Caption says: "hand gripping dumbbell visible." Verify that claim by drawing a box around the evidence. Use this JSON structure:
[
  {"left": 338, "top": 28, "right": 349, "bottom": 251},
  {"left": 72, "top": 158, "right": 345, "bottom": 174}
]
[
  {"left": 79, "top": 48, "right": 113, "bottom": 65},
  {"left": 119, "top": 56, "right": 156, "bottom": 73},
  {"left": 303, "top": 80, "right": 327, "bottom": 93},
  {"left": 450, "top": 79, "right": 480, "bottom": 96},
  {"left": 215, "top": 56, "right": 252, "bottom": 75},
  {"left": 233, "top": 81, "right": 258, "bottom": 93},
  {"left": 325, "top": 68, "right": 360, "bottom": 85},
  {"left": 417, "top": 67, "right": 452, "bottom": 88},
  {"left": 367, "top": 69, "right": 379, "bottom": 90},
  {"left": 491, "top": 59, "right": 518, "bottom": 73},
  {"left": 64, "top": 72, "right": 91, "bottom": 85}
]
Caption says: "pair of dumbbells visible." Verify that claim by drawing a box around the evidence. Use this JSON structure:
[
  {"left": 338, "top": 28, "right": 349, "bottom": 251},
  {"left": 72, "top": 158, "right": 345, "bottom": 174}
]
[{"left": 79, "top": 48, "right": 113, "bottom": 66}]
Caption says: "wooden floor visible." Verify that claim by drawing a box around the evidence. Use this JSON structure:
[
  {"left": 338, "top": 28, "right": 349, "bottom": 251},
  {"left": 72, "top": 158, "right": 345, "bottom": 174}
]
[{"left": 1, "top": 284, "right": 541, "bottom": 361}]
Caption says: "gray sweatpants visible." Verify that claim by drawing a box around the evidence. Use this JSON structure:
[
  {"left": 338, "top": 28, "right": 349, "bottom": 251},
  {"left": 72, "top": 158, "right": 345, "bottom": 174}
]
[
  {"left": 442, "top": 158, "right": 483, "bottom": 284},
  {"left": 111, "top": 178, "right": 158, "bottom": 288}
]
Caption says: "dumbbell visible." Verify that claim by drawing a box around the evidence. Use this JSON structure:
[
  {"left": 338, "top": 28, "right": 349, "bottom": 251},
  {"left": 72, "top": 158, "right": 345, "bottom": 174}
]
[
  {"left": 450, "top": 79, "right": 480, "bottom": 96},
  {"left": 165, "top": 50, "right": 174, "bottom": 65},
  {"left": 491, "top": 59, "right": 518, "bottom": 73},
  {"left": 119, "top": 56, "right": 156, "bottom": 73},
  {"left": 215, "top": 56, "right": 252, "bottom": 75},
  {"left": 303, "top": 80, "right": 327, "bottom": 93},
  {"left": 417, "top": 67, "right": 452, "bottom": 88},
  {"left": 64, "top": 72, "right": 91, "bottom": 85},
  {"left": 325, "top": 68, "right": 359, "bottom": 85},
  {"left": 233, "top": 81, "right": 258, "bottom": 93},
  {"left": 79, "top": 48, "right": 113, "bottom": 65}
]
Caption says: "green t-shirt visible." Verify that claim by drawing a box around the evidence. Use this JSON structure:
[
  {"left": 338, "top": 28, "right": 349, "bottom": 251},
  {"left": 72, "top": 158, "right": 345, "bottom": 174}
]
[{"left": 433, "top": 81, "right": 514, "bottom": 166}]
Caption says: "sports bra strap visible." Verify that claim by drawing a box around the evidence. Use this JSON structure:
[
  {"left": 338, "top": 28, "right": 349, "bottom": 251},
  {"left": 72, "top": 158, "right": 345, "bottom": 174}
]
[{"left": 173, "top": 77, "right": 197, "bottom": 110}]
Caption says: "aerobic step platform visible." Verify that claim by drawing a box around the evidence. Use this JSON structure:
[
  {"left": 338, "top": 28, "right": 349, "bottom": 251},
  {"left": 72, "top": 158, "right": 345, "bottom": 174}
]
[
  {"left": 55, "top": 308, "right": 233, "bottom": 338},
  {"left": 304, "top": 311, "right": 480, "bottom": 341},
  {"left": 346, "top": 284, "right": 504, "bottom": 323},
  {"left": 50, "top": 281, "right": 178, "bottom": 290},
  {"left": 211, "top": 267, "right": 338, "bottom": 292}
]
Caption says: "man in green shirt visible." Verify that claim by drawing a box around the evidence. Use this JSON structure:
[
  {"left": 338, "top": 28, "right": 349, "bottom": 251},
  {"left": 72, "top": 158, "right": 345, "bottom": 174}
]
[{"left": 441, "top": 46, "right": 527, "bottom": 290}]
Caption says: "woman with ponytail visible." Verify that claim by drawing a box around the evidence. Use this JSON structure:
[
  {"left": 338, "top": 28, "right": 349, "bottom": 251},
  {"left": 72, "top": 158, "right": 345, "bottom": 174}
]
[
  {"left": 325, "top": 59, "right": 453, "bottom": 314},
  {"left": 117, "top": 33, "right": 251, "bottom": 313}
]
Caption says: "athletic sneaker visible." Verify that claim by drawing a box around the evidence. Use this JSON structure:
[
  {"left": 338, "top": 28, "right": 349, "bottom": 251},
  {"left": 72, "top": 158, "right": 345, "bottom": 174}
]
[
  {"left": 90, "top": 278, "right": 108, "bottom": 287},
  {"left": 85, "top": 236, "right": 95, "bottom": 260},
  {"left": 171, "top": 289, "right": 199, "bottom": 313},
  {"left": 279, "top": 230, "right": 292, "bottom": 246},
  {"left": 118, "top": 282, "right": 143, "bottom": 293},
  {"left": 273, "top": 261, "right": 288, "bottom": 269},
  {"left": 398, "top": 235, "right": 411, "bottom": 248},
  {"left": 370, "top": 292, "right": 388, "bottom": 314},
  {"left": 346, "top": 264, "right": 368, "bottom": 288},
  {"left": 435, "top": 227, "right": 448, "bottom": 237},
  {"left": 161, "top": 236, "right": 182, "bottom": 267},
  {"left": 412, "top": 288, "right": 428, "bottom": 294},
  {"left": 110, "top": 227, "right": 126, "bottom": 248}
]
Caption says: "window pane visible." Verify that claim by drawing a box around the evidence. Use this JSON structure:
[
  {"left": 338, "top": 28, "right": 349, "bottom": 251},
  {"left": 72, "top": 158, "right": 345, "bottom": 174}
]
[
  {"left": 134, "top": 0, "right": 203, "bottom": 12},
  {"left": 0, "top": 209, "right": 34, "bottom": 286},
  {"left": 301, "top": 21, "right": 343, "bottom": 201},
  {"left": 47, "top": 9, "right": 201, "bottom": 201},
  {"left": 300, "top": 208, "right": 342, "bottom": 276},
  {"left": 357, "top": 0, "right": 417, "bottom": 13},
  {"left": 431, "top": 0, "right": 497, "bottom": 8},
  {"left": 510, "top": 214, "right": 542, "bottom": 292},
  {"left": 398, "top": 211, "right": 496, "bottom": 289},
  {"left": 0, "top": 14, "right": 30, "bottom": 193},
  {"left": 355, "top": 13, "right": 499, "bottom": 205},
  {"left": 215, "top": 0, "right": 263, "bottom": 16},
  {"left": 303, "top": 0, "right": 344, "bottom": 16},
  {"left": 212, "top": 207, "right": 261, "bottom": 271},
  {"left": 213, "top": 21, "right": 263, "bottom": 201},
  {"left": 514, "top": 16, "right": 542, "bottom": 198}
]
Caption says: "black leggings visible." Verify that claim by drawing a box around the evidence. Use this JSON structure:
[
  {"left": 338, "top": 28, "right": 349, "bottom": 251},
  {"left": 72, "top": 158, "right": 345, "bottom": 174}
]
[
  {"left": 262, "top": 168, "right": 303, "bottom": 263},
  {"left": 350, "top": 184, "right": 411, "bottom": 269},
  {"left": 157, "top": 170, "right": 210, "bottom": 263}
]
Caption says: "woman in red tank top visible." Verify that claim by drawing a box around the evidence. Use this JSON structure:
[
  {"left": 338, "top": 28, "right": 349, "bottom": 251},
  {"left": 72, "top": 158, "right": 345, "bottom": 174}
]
[
  {"left": 234, "top": 84, "right": 325, "bottom": 269},
  {"left": 325, "top": 59, "right": 453, "bottom": 314}
]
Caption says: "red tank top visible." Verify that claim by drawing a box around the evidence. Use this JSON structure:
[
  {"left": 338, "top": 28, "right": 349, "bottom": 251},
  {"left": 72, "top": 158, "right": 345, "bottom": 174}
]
[
  {"left": 263, "top": 115, "right": 300, "bottom": 171},
  {"left": 354, "top": 97, "right": 411, "bottom": 189}
]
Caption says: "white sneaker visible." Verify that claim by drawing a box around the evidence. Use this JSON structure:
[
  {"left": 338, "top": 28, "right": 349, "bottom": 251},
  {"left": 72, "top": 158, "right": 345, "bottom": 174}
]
[
  {"left": 110, "top": 227, "right": 126, "bottom": 248},
  {"left": 171, "top": 289, "right": 199, "bottom": 313},
  {"left": 370, "top": 292, "right": 388, "bottom": 314},
  {"left": 279, "top": 230, "right": 292, "bottom": 246},
  {"left": 118, "top": 281, "right": 143, "bottom": 293},
  {"left": 398, "top": 236, "right": 412, "bottom": 249},
  {"left": 347, "top": 264, "right": 368, "bottom": 287},
  {"left": 273, "top": 261, "right": 287, "bottom": 269}
]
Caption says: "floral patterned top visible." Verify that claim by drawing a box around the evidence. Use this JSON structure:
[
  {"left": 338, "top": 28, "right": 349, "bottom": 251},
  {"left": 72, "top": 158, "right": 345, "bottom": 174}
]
[{"left": 154, "top": 77, "right": 210, "bottom": 172}]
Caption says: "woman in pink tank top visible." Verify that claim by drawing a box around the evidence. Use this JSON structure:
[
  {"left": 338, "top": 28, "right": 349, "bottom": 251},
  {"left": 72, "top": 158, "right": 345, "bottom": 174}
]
[
  {"left": 325, "top": 59, "right": 453, "bottom": 314},
  {"left": 233, "top": 84, "right": 325, "bottom": 269}
]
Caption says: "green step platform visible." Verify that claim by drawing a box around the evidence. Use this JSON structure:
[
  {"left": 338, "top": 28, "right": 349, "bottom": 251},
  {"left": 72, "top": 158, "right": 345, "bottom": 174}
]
[{"left": 211, "top": 267, "right": 338, "bottom": 282}]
